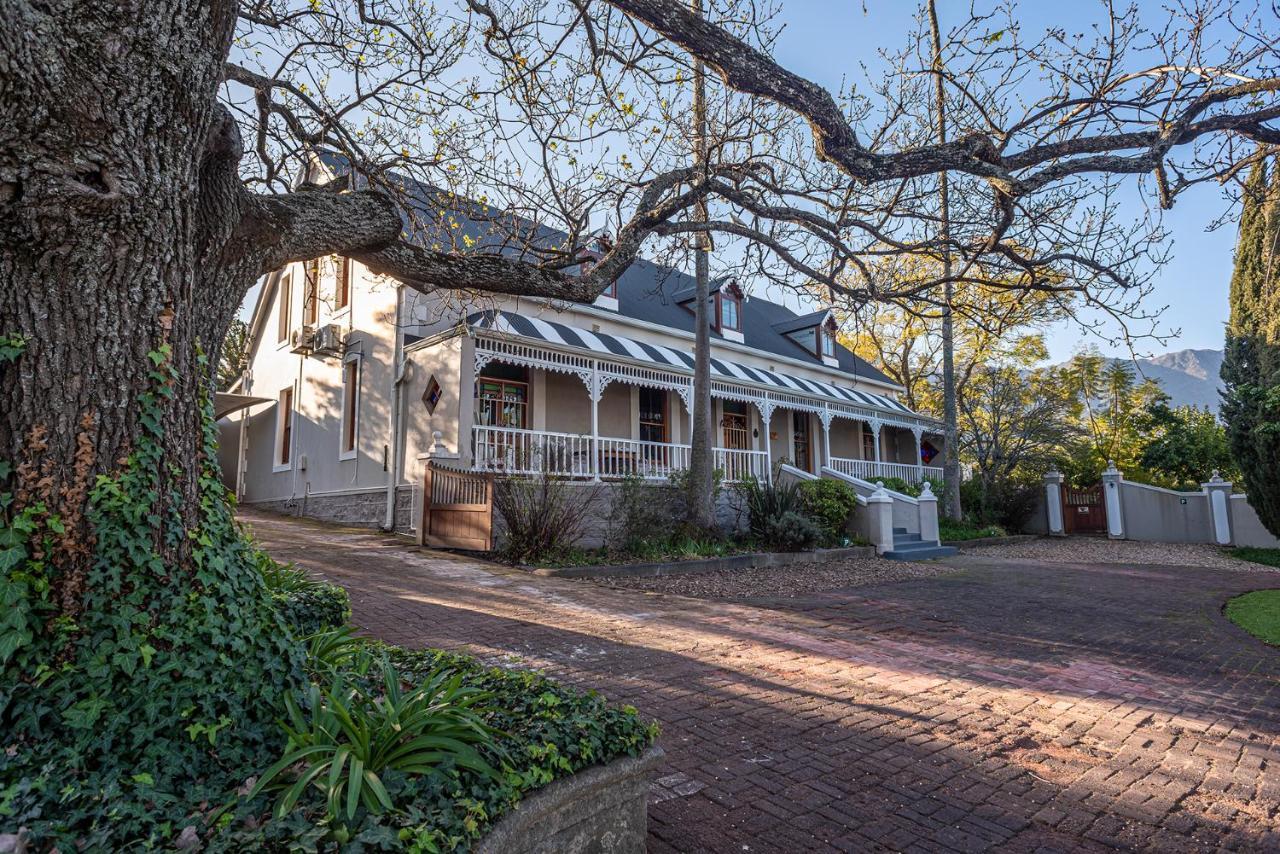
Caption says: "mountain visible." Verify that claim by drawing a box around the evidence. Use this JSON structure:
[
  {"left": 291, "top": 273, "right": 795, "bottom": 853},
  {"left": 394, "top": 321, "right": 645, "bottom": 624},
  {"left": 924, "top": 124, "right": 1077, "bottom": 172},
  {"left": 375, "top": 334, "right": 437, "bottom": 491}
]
[{"left": 1131, "top": 348, "right": 1224, "bottom": 412}]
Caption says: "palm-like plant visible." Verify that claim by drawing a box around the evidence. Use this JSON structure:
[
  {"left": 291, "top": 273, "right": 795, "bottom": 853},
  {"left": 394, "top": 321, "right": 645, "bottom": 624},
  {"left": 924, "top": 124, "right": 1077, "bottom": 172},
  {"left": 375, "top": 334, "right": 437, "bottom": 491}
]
[{"left": 251, "top": 658, "right": 504, "bottom": 825}]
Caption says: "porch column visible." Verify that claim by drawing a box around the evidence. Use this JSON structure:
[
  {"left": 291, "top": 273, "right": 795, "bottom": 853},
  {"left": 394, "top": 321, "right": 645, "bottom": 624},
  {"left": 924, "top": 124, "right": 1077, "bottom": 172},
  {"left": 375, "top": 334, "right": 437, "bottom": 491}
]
[
  {"left": 911, "top": 425, "right": 925, "bottom": 478},
  {"left": 869, "top": 418, "right": 883, "bottom": 463},
  {"left": 756, "top": 398, "right": 775, "bottom": 483},
  {"left": 589, "top": 360, "right": 600, "bottom": 481},
  {"left": 819, "top": 407, "right": 833, "bottom": 470}
]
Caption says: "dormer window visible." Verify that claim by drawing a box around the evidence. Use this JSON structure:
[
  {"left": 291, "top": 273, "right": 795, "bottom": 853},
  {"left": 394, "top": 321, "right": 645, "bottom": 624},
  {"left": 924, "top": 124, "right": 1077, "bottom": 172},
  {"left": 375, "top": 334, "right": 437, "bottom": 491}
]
[
  {"left": 719, "top": 289, "right": 740, "bottom": 331},
  {"left": 820, "top": 318, "right": 837, "bottom": 359}
]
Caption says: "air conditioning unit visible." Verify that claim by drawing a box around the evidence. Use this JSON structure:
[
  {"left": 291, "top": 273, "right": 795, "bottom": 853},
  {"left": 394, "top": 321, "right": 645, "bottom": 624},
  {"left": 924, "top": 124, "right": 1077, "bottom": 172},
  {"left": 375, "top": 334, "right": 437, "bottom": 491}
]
[
  {"left": 312, "top": 323, "right": 345, "bottom": 356},
  {"left": 290, "top": 326, "right": 316, "bottom": 355}
]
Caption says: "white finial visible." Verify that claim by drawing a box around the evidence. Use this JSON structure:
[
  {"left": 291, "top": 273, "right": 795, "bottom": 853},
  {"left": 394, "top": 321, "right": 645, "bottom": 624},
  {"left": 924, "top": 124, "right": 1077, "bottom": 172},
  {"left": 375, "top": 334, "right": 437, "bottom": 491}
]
[
  {"left": 920, "top": 481, "right": 935, "bottom": 498},
  {"left": 1209, "top": 469, "right": 1223, "bottom": 483}
]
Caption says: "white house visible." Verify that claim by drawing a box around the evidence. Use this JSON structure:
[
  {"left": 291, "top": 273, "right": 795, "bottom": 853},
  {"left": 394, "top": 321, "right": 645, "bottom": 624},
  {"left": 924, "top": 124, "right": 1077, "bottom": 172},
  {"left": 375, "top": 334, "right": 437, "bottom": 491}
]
[{"left": 221, "top": 178, "right": 944, "bottom": 534}]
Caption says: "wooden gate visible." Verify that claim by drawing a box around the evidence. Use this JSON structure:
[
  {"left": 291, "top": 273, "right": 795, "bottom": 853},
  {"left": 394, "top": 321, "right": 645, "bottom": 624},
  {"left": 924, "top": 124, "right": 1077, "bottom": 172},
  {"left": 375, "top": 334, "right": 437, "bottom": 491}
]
[
  {"left": 419, "top": 462, "right": 494, "bottom": 551},
  {"left": 1062, "top": 484, "right": 1106, "bottom": 535}
]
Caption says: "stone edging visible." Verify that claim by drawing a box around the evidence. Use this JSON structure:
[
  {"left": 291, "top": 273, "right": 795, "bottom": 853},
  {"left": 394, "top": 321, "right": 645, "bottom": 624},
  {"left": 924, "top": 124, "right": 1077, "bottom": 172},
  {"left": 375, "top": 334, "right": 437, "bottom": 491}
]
[
  {"left": 526, "top": 546, "right": 877, "bottom": 579},
  {"left": 474, "top": 744, "right": 665, "bottom": 854},
  {"left": 941, "top": 534, "right": 1038, "bottom": 549}
]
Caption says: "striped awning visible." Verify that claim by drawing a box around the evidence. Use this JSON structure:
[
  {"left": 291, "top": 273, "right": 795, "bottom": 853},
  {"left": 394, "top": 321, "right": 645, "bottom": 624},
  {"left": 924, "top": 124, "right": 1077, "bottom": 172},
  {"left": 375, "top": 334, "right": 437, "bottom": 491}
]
[{"left": 467, "top": 310, "right": 916, "bottom": 416}]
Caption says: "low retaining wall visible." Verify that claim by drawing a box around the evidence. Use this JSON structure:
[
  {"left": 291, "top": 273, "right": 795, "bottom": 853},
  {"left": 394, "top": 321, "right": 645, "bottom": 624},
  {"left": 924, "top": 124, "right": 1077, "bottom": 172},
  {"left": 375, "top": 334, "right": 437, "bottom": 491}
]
[
  {"left": 474, "top": 745, "right": 664, "bottom": 854},
  {"left": 528, "top": 545, "right": 877, "bottom": 579},
  {"left": 942, "top": 534, "right": 1037, "bottom": 549},
  {"left": 242, "top": 486, "right": 417, "bottom": 535}
]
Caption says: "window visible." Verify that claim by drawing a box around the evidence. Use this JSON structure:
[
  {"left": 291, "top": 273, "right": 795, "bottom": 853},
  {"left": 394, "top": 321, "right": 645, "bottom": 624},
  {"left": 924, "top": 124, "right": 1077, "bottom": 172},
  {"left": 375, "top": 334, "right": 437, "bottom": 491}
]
[
  {"left": 340, "top": 357, "right": 360, "bottom": 458},
  {"left": 423, "top": 375, "right": 442, "bottom": 414},
  {"left": 821, "top": 328, "right": 836, "bottom": 358},
  {"left": 304, "top": 259, "right": 319, "bottom": 325},
  {"left": 719, "top": 293, "right": 740, "bottom": 331},
  {"left": 277, "top": 271, "right": 292, "bottom": 343},
  {"left": 475, "top": 363, "right": 528, "bottom": 428},
  {"left": 276, "top": 386, "right": 294, "bottom": 469},
  {"left": 335, "top": 256, "right": 351, "bottom": 311},
  {"left": 721, "top": 400, "right": 750, "bottom": 449},
  {"left": 639, "top": 388, "right": 667, "bottom": 443}
]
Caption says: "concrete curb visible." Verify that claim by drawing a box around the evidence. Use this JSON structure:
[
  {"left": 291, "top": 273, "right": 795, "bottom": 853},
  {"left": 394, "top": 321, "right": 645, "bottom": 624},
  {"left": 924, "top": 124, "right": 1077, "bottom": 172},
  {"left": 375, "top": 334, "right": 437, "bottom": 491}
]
[
  {"left": 474, "top": 745, "right": 665, "bottom": 854},
  {"left": 526, "top": 546, "right": 877, "bottom": 579},
  {"left": 941, "top": 534, "right": 1039, "bottom": 549}
]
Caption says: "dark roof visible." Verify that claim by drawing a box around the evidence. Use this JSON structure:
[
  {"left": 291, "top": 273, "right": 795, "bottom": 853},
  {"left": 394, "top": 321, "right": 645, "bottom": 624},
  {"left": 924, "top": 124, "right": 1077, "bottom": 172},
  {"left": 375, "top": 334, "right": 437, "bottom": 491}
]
[
  {"left": 316, "top": 151, "right": 896, "bottom": 387},
  {"left": 771, "top": 309, "right": 833, "bottom": 336}
]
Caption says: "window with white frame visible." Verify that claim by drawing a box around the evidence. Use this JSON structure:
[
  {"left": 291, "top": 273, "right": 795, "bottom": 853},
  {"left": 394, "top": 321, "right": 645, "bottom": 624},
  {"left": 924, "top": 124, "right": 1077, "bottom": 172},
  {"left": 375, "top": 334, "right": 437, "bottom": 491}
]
[
  {"left": 274, "top": 385, "right": 294, "bottom": 470},
  {"left": 340, "top": 355, "right": 360, "bottom": 458}
]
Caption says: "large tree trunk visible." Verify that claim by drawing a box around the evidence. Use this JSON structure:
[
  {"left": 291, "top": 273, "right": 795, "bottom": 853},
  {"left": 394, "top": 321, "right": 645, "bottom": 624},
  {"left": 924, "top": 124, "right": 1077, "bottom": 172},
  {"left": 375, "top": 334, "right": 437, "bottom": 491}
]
[
  {"left": 0, "top": 4, "right": 306, "bottom": 843},
  {"left": 684, "top": 0, "right": 717, "bottom": 532},
  {"left": 1, "top": 0, "right": 246, "bottom": 551}
]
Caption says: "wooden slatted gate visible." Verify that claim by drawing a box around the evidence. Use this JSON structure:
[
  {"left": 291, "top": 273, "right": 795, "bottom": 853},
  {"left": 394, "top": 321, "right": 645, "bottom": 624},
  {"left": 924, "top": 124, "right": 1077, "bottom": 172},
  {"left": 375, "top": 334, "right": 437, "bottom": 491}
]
[
  {"left": 1062, "top": 484, "right": 1106, "bottom": 535},
  {"left": 419, "top": 462, "right": 494, "bottom": 551}
]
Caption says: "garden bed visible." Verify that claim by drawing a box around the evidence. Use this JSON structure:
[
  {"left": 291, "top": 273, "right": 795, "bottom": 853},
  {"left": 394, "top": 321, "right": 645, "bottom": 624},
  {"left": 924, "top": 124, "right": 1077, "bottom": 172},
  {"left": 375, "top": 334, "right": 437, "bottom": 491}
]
[{"left": 526, "top": 545, "right": 876, "bottom": 578}]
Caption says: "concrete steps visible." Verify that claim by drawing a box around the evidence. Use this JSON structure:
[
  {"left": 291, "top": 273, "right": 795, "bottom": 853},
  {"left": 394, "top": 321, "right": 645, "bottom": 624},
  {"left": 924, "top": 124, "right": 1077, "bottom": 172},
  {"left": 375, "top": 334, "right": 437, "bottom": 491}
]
[{"left": 882, "top": 527, "right": 958, "bottom": 561}]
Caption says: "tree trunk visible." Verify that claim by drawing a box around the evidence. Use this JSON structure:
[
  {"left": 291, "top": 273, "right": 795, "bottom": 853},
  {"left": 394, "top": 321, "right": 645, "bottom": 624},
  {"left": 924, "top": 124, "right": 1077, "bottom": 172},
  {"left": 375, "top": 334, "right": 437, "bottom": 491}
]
[
  {"left": 0, "top": 4, "right": 303, "bottom": 840},
  {"left": 684, "top": 0, "right": 717, "bottom": 532},
  {"left": 928, "top": 0, "right": 963, "bottom": 520}
]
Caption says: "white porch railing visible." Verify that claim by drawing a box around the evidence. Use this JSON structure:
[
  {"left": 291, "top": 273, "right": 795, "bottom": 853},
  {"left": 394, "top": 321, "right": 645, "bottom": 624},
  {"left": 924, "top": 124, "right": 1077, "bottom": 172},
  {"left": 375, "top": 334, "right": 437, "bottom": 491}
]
[
  {"left": 828, "top": 457, "right": 942, "bottom": 485},
  {"left": 472, "top": 425, "right": 766, "bottom": 482}
]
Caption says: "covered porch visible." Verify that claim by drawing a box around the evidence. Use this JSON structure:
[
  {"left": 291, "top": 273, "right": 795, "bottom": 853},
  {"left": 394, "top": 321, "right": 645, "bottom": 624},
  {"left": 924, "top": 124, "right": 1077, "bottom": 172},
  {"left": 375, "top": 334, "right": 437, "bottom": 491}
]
[{"left": 460, "top": 311, "right": 942, "bottom": 484}]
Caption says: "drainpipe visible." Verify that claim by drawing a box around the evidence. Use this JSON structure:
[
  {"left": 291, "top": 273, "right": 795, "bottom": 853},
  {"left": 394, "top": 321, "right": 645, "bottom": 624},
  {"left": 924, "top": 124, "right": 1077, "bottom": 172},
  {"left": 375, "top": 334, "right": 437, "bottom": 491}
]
[{"left": 382, "top": 285, "right": 406, "bottom": 531}]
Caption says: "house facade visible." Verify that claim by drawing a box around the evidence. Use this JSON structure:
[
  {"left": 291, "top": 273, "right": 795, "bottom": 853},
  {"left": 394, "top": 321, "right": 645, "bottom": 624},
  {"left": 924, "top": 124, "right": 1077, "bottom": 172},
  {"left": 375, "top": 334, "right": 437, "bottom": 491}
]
[{"left": 222, "top": 222, "right": 944, "bottom": 535}]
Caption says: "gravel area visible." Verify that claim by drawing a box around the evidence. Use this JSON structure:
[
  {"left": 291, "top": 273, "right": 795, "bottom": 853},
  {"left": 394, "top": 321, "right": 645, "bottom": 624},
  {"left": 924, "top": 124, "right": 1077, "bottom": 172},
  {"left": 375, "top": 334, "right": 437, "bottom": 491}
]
[
  {"left": 972, "top": 537, "right": 1266, "bottom": 570},
  {"left": 589, "top": 554, "right": 955, "bottom": 600}
]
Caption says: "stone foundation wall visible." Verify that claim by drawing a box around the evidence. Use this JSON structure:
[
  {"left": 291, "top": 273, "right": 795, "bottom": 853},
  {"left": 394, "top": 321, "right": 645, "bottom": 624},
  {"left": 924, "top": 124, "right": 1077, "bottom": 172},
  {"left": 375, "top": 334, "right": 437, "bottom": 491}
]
[
  {"left": 491, "top": 480, "right": 749, "bottom": 551},
  {"left": 244, "top": 485, "right": 418, "bottom": 535}
]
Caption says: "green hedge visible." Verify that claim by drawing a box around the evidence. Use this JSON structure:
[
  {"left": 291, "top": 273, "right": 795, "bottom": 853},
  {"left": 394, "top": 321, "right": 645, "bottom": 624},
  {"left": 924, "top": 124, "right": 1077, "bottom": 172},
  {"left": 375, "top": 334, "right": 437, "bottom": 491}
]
[
  {"left": 213, "top": 644, "right": 658, "bottom": 852},
  {"left": 272, "top": 584, "right": 351, "bottom": 636}
]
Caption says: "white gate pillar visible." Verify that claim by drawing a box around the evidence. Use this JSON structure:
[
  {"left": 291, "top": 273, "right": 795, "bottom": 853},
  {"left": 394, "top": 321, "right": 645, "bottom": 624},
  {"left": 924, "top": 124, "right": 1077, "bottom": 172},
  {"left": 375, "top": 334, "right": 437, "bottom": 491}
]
[
  {"left": 1043, "top": 469, "right": 1066, "bottom": 536},
  {"left": 1101, "top": 460, "right": 1125, "bottom": 539},
  {"left": 1203, "top": 471, "right": 1234, "bottom": 546}
]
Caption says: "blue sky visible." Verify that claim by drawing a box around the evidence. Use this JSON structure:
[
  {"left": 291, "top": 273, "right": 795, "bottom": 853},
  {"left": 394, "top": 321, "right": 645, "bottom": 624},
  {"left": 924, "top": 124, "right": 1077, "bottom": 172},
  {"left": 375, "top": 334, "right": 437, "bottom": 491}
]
[{"left": 769, "top": 0, "right": 1240, "bottom": 361}]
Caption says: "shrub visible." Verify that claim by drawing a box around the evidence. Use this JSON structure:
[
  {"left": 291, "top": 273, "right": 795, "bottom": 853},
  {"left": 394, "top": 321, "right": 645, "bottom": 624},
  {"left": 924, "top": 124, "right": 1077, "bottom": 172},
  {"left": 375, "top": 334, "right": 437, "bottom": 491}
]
[
  {"left": 252, "top": 544, "right": 351, "bottom": 634},
  {"left": 960, "top": 476, "right": 1042, "bottom": 531},
  {"left": 741, "top": 476, "right": 800, "bottom": 541},
  {"left": 759, "top": 510, "right": 822, "bottom": 551},
  {"left": 218, "top": 644, "right": 659, "bottom": 851},
  {"left": 249, "top": 658, "right": 502, "bottom": 831},
  {"left": 607, "top": 474, "right": 678, "bottom": 553},
  {"left": 493, "top": 474, "right": 601, "bottom": 563},
  {"left": 797, "top": 479, "right": 859, "bottom": 544}
]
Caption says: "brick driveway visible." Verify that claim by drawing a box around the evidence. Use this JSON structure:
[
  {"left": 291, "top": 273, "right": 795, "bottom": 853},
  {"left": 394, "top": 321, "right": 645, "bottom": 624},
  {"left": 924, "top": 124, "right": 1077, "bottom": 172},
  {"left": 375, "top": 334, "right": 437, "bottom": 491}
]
[{"left": 242, "top": 510, "right": 1280, "bottom": 853}]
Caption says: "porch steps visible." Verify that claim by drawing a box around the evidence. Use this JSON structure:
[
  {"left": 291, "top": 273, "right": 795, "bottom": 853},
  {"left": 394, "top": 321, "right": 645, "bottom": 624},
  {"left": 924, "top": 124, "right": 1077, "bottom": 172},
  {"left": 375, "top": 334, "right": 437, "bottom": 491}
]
[{"left": 882, "top": 527, "right": 958, "bottom": 561}]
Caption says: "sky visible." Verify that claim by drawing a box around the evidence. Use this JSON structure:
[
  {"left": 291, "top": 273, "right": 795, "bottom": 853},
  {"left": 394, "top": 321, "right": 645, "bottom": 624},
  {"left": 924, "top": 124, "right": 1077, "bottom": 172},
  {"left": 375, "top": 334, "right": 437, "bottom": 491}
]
[{"left": 767, "top": 0, "right": 1242, "bottom": 362}]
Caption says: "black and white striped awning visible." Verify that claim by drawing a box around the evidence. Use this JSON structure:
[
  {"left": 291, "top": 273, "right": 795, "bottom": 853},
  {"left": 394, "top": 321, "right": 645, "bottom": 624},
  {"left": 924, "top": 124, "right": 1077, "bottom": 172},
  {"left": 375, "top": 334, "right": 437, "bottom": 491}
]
[{"left": 467, "top": 310, "right": 916, "bottom": 416}]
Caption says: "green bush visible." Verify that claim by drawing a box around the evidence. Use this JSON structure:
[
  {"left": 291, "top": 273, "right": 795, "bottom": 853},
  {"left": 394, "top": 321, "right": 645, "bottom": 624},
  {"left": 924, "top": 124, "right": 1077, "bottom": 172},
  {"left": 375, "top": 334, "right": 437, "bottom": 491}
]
[
  {"left": 959, "top": 476, "right": 1041, "bottom": 530},
  {"left": 797, "top": 479, "right": 859, "bottom": 544},
  {"left": 249, "top": 658, "right": 502, "bottom": 833},
  {"left": 216, "top": 643, "right": 659, "bottom": 851},
  {"left": 493, "top": 474, "right": 601, "bottom": 563},
  {"left": 741, "top": 477, "right": 799, "bottom": 539},
  {"left": 759, "top": 510, "right": 822, "bottom": 551},
  {"left": 937, "top": 517, "right": 1007, "bottom": 541},
  {"left": 252, "top": 545, "right": 351, "bottom": 635},
  {"left": 607, "top": 475, "right": 678, "bottom": 553}
]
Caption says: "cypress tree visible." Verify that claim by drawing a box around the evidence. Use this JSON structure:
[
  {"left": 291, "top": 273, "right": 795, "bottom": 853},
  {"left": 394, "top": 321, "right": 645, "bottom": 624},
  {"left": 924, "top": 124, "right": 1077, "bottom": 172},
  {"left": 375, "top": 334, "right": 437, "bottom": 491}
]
[{"left": 1221, "top": 157, "right": 1280, "bottom": 535}]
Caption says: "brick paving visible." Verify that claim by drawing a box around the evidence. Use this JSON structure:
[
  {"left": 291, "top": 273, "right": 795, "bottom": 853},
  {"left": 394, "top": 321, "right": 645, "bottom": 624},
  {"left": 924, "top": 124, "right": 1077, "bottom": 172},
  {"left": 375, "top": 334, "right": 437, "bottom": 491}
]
[{"left": 242, "top": 509, "right": 1280, "bottom": 853}]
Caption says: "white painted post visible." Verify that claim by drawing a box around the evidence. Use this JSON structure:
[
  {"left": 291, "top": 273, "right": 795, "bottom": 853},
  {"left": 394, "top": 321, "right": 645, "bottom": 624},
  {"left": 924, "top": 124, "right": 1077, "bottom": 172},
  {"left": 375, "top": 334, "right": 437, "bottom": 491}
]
[
  {"left": 870, "top": 419, "right": 882, "bottom": 463},
  {"left": 1101, "top": 460, "right": 1125, "bottom": 539},
  {"left": 866, "top": 482, "right": 895, "bottom": 555},
  {"left": 911, "top": 425, "right": 925, "bottom": 481},
  {"left": 1203, "top": 470, "right": 1233, "bottom": 546},
  {"left": 757, "top": 399, "right": 774, "bottom": 483},
  {"left": 820, "top": 408, "right": 833, "bottom": 469},
  {"left": 917, "top": 480, "right": 940, "bottom": 544},
  {"left": 589, "top": 360, "right": 600, "bottom": 481},
  {"left": 1043, "top": 469, "right": 1066, "bottom": 536}
]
